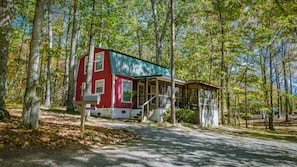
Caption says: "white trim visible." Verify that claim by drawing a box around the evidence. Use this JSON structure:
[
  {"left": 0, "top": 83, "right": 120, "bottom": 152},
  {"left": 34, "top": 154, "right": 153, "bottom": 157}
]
[
  {"left": 111, "top": 74, "right": 115, "bottom": 110},
  {"left": 95, "top": 79, "right": 105, "bottom": 94},
  {"left": 121, "top": 79, "right": 132, "bottom": 103},
  {"left": 137, "top": 82, "right": 145, "bottom": 108},
  {"left": 94, "top": 51, "right": 104, "bottom": 72}
]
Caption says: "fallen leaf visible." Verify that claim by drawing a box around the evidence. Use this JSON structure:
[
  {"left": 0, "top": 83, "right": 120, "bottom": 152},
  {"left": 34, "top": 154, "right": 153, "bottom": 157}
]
[{"left": 40, "top": 137, "right": 50, "bottom": 143}]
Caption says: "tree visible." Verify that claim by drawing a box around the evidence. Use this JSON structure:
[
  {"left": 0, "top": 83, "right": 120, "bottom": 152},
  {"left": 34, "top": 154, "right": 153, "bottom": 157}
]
[
  {"left": 170, "top": 0, "right": 176, "bottom": 125},
  {"left": 85, "top": 0, "right": 96, "bottom": 119},
  {"left": 66, "top": 0, "right": 79, "bottom": 112},
  {"left": 21, "top": 0, "right": 45, "bottom": 129},
  {"left": 0, "top": 0, "right": 12, "bottom": 121},
  {"left": 44, "top": 1, "right": 53, "bottom": 109},
  {"left": 150, "top": 0, "right": 170, "bottom": 65}
]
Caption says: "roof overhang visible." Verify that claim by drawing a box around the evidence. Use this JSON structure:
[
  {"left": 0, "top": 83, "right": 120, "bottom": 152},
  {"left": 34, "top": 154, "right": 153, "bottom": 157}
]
[
  {"left": 186, "top": 80, "right": 220, "bottom": 89},
  {"left": 134, "top": 75, "right": 186, "bottom": 85}
]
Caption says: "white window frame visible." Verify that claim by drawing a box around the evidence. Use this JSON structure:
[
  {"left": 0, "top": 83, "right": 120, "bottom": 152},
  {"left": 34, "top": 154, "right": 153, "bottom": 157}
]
[
  {"left": 95, "top": 79, "right": 105, "bottom": 94},
  {"left": 122, "top": 80, "right": 132, "bottom": 103},
  {"left": 95, "top": 51, "right": 104, "bottom": 72},
  {"left": 84, "top": 56, "right": 88, "bottom": 74}
]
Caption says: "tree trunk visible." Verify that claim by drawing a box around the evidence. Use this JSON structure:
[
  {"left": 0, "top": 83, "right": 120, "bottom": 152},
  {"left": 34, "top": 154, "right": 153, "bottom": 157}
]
[
  {"left": 85, "top": 0, "right": 96, "bottom": 119},
  {"left": 66, "top": 0, "right": 79, "bottom": 112},
  {"left": 226, "top": 68, "right": 231, "bottom": 125},
  {"left": 150, "top": 0, "right": 170, "bottom": 65},
  {"left": 288, "top": 51, "right": 294, "bottom": 115},
  {"left": 274, "top": 60, "right": 281, "bottom": 118},
  {"left": 282, "top": 42, "right": 289, "bottom": 122},
  {"left": 98, "top": 0, "right": 104, "bottom": 48},
  {"left": 218, "top": 5, "right": 225, "bottom": 125},
  {"left": 170, "top": 0, "right": 176, "bottom": 125},
  {"left": 244, "top": 67, "right": 248, "bottom": 128},
  {"left": 137, "top": 28, "right": 143, "bottom": 59},
  {"left": 21, "top": 0, "right": 45, "bottom": 129},
  {"left": 269, "top": 45, "right": 275, "bottom": 130},
  {"left": 62, "top": 8, "right": 72, "bottom": 106},
  {"left": 0, "top": 0, "right": 12, "bottom": 121},
  {"left": 45, "top": 3, "right": 53, "bottom": 109}
]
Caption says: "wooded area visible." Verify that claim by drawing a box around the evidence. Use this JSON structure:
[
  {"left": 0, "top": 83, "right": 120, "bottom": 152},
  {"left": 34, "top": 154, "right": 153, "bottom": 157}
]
[{"left": 0, "top": 0, "right": 297, "bottom": 132}]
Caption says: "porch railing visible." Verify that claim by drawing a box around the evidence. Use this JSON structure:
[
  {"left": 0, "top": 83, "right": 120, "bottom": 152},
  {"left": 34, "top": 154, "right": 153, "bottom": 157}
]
[{"left": 141, "top": 95, "right": 157, "bottom": 122}]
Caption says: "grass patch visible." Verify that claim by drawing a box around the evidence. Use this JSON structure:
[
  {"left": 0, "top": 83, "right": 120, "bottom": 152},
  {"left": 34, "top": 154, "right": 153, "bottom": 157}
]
[{"left": 217, "top": 126, "right": 297, "bottom": 143}]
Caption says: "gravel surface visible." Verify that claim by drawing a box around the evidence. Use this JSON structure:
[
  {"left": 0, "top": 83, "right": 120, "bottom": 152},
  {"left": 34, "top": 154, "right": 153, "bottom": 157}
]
[{"left": 2, "top": 121, "right": 297, "bottom": 167}]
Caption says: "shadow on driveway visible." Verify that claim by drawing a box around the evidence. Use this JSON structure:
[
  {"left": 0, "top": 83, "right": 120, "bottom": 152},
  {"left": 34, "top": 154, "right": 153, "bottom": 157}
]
[{"left": 2, "top": 122, "right": 297, "bottom": 167}]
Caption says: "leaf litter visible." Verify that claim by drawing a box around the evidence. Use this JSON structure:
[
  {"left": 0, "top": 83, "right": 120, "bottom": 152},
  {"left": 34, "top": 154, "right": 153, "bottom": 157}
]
[{"left": 0, "top": 108, "right": 137, "bottom": 157}]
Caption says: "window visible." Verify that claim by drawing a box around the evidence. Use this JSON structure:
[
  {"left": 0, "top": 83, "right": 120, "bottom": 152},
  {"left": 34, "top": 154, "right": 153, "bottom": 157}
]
[
  {"left": 95, "top": 51, "right": 104, "bottom": 71},
  {"left": 122, "top": 80, "right": 132, "bottom": 103},
  {"left": 95, "top": 79, "right": 105, "bottom": 94},
  {"left": 84, "top": 56, "right": 88, "bottom": 74}
]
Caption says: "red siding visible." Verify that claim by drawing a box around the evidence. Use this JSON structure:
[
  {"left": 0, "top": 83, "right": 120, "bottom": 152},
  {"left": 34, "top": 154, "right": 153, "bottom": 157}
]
[
  {"left": 75, "top": 54, "right": 87, "bottom": 101},
  {"left": 114, "top": 75, "right": 133, "bottom": 108},
  {"left": 76, "top": 48, "right": 112, "bottom": 108}
]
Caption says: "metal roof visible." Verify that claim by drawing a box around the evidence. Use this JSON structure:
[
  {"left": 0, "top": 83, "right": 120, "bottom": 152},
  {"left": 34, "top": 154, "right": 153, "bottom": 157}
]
[{"left": 109, "top": 50, "right": 171, "bottom": 78}]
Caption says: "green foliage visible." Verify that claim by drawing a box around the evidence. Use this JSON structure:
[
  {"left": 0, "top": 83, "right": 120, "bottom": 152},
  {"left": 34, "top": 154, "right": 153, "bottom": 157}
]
[
  {"left": 165, "top": 108, "right": 195, "bottom": 124},
  {"left": 176, "top": 108, "right": 195, "bottom": 123},
  {"left": 5, "top": 0, "right": 297, "bottom": 127}
]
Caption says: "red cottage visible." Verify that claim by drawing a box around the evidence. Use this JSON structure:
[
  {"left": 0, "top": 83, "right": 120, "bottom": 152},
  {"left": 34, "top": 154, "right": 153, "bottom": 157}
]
[{"left": 75, "top": 48, "right": 220, "bottom": 127}]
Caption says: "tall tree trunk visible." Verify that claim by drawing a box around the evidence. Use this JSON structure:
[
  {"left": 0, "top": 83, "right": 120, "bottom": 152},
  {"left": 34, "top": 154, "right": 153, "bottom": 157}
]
[
  {"left": 274, "top": 60, "right": 281, "bottom": 118},
  {"left": 45, "top": 3, "right": 53, "bottom": 109},
  {"left": 151, "top": 0, "right": 170, "bottom": 65},
  {"left": 62, "top": 8, "right": 72, "bottom": 106},
  {"left": 21, "top": 0, "right": 45, "bottom": 129},
  {"left": 289, "top": 62, "right": 294, "bottom": 115},
  {"left": 98, "top": 0, "right": 103, "bottom": 48},
  {"left": 226, "top": 68, "right": 231, "bottom": 125},
  {"left": 218, "top": 4, "right": 225, "bottom": 125},
  {"left": 85, "top": 0, "right": 96, "bottom": 119},
  {"left": 170, "top": 0, "right": 176, "bottom": 125},
  {"left": 244, "top": 66, "right": 248, "bottom": 128},
  {"left": 260, "top": 53, "right": 269, "bottom": 126},
  {"left": 137, "top": 28, "right": 142, "bottom": 59},
  {"left": 269, "top": 45, "right": 275, "bottom": 130},
  {"left": 0, "top": 0, "right": 12, "bottom": 121},
  {"left": 282, "top": 42, "right": 289, "bottom": 122},
  {"left": 66, "top": 0, "right": 79, "bottom": 112}
]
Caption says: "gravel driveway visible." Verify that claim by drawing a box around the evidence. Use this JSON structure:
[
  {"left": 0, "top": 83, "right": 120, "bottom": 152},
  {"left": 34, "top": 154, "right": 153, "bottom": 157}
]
[{"left": 2, "top": 122, "right": 297, "bottom": 167}]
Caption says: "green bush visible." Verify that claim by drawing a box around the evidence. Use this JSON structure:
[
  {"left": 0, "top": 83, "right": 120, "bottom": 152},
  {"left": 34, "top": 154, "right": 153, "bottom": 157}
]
[
  {"left": 164, "top": 108, "right": 195, "bottom": 123},
  {"left": 176, "top": 108, "right": 195, "bottom": 123}
]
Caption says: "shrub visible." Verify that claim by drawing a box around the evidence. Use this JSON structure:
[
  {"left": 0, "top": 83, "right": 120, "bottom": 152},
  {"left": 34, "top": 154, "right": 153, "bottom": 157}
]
[
  {"left": 176, "top": 108, "right": 195, "bottom": 123},
  {"left": 164, "top": 108, "right": 195, "bottom": 123}
]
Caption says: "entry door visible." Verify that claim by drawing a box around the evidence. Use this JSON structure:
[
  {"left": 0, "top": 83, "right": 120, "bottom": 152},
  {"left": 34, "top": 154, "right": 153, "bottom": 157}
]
[{"left": 137, "top": 83, "right": 145, "bottom": 108}]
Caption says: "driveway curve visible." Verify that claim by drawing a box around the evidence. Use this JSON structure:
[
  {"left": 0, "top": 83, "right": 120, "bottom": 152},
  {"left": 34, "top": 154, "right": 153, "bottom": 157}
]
[{"left": 3, "top": 122, "right": 297, "bottom": 167}]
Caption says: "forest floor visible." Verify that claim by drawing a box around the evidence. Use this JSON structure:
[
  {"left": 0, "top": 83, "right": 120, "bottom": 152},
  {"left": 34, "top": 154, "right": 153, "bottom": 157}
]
[
  {"left": 0, "top": 108, "right": 138, "bottom": 161},
  {"left": 212, "top": 112, "right": 297, "bottom": 143}
]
